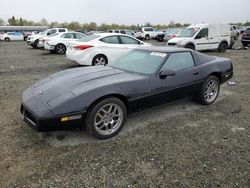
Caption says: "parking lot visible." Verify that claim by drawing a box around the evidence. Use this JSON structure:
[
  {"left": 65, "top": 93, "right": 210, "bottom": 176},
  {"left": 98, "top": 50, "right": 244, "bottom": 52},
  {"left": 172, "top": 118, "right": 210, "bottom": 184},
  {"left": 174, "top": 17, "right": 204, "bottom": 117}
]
[{"left": 0, "top": 41, "right": 249, "bottom": 187}]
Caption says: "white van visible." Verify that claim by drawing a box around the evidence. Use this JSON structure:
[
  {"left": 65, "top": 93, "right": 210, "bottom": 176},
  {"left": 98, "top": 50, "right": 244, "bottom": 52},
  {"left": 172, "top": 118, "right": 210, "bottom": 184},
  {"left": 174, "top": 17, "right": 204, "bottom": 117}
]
[{"left": 167, "top": 23, "right": 231, "bottom": 52}]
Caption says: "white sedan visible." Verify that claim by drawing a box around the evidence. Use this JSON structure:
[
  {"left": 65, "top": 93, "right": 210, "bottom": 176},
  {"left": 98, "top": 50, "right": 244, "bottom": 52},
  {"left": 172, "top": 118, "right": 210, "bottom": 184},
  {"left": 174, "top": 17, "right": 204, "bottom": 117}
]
[
  {"left": 39, "top": 32, "right": 86, "bottom": 54},
  {"left": 66, "top": 33, "right": 151, "bottom": 66},
  {"left": 0, "top": 32, "right": 24, "bottom": 41}
]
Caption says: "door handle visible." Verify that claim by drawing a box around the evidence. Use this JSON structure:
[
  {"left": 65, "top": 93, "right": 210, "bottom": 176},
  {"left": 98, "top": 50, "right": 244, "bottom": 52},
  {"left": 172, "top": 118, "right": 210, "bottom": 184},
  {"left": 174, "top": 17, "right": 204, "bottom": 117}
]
[{"left": 193, "top": 72, "right": 199, "bottom": 75}]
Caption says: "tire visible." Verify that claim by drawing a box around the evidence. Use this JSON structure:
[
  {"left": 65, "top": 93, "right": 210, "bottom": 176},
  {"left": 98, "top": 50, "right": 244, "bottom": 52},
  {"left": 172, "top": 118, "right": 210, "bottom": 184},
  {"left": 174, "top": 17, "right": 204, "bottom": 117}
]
[
  {"left": 33, "top": 40, "right": 39, "bottom": 49},
  {"left": 24, "top": 36, "right": 27, "bottom": 41},
  {"left": 55, "top": 44, "right": 66, "bottom": 54},
  {"left": 86, "top": 97, "right": 127, "bottom": 139},
  {"left": 4, "top": 37, "right": 10, "bottom": 42},
  {"left": 218, "top": 42, "right": 227, "bottom": 52},
  {"left": 145, "top": 35, "right": 150, "bottom": 40},
  {"left": 194, "top": 76, "right": 220, "bottom": 105},
  {"left": 92, "top": 55, "right": 108, "bottom": 66},
  {"left": 242, "top": 42, "right": 248, "bottom": 47},
  {"left": 185, "top": 44, "right": 194, "bottom": 50}
]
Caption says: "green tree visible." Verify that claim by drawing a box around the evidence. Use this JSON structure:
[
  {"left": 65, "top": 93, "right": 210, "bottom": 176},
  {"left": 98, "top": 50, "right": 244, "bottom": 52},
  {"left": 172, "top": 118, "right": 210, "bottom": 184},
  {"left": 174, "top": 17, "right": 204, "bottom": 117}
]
[
  {"left": 8, "top": 16, "right": 17, "bottom": 26},
  {"left": 68, "top": 21, "right": 81, "bottom": 30},
  {"left": 40, "top": 18, "right": 48, "bottom": 26}
]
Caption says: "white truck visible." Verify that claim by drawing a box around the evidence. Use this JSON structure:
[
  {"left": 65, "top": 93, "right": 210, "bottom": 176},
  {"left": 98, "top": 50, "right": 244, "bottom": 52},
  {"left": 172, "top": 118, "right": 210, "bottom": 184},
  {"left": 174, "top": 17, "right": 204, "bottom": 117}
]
[
  {"left": 27, "top": 28, "right": 68, "bottom": 49},
  {"left": 136, "top": 27, "right": 163, "bottom": 40},
  {"left": 167, "top": 23, "right": 231, "bottom": 52}
]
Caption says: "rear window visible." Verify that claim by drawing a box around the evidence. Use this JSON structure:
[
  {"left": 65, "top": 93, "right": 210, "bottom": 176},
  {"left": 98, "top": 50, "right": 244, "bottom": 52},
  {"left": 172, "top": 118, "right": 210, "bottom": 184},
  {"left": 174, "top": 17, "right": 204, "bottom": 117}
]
[
  {"left": 196, "top": 51, "right": 215, "bottom": 64},
  {"left": 78, "top": 35, "right": 100, "bottom": 42}
]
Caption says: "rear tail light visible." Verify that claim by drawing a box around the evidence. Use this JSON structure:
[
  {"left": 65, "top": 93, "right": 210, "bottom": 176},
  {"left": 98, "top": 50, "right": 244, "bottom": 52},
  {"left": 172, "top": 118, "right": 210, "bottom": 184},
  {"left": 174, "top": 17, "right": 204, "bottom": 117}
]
[
  {"left": 74, "top": 45, "right": 93, "bottom": 50},
  {"left": 172, "top": 34, "right": 176, "bottom": 37}
]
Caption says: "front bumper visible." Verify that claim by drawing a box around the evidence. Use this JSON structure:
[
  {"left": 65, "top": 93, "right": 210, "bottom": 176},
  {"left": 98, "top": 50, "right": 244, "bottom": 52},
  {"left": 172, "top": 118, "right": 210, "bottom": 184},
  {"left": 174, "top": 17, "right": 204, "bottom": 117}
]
[
  {"left": 44, "top": 43, "right": 55, "bottom": 51},
  {"left": 20, "top": 104, "right": 87, "bottom": 131}
]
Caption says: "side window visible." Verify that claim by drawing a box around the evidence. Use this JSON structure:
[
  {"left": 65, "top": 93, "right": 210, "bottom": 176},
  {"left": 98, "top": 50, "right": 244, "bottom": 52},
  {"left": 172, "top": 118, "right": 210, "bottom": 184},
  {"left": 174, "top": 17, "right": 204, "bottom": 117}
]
[
  {"left": 100, "top": 36, "right": 120, "bottom": 44},
  {"left": 196, "top": 28, "right": 208, "bottom": 38},
  {"left": 59, "top": 29, "right": 66, "bottom": 32},
  {"left": 120, "top": 36, "right": 140, "bottom": 44},
  {"left": 114, "top": 30, "right": 119, "bottom": 33},
  {"left": 74, "top": 33, "right": 85, "bottom": 39},
  {"left": 47, "top": 29, "right": 57, "bottom": 36},
  {"left": 61, "top": 33, "right": 74, "bottom": 39},
  {"left": 162, "top": 52, "right": 194, "bottom": 71},
  {"left": 144, "top": 28, "right": 153, "bottom": 32}
]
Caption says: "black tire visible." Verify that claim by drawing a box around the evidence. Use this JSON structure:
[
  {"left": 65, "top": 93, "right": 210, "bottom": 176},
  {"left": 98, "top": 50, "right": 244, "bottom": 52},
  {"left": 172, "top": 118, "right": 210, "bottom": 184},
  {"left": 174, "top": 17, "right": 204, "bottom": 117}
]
[
  {"left": 185, "top": 44, "right": 194, "bottom": 50},
  {"left": 55, "top": 44, "right": 66, "bottom": 54},
  {"left": 4, "top": 37, "right": 10, "bottom": 42},
  {"left": 86, "top": 97, "right": 127, "bottom": 139},
  {"left": 218, "top": 42, "right": 227, "bottom": 52},
  {"left": 145, "top": 34, "right": 150, "bottom": 40},
  {"left": 24, "top": 36, "right": 27, "bottom": 41},
  {"left": 33, "top": 39, "right": 39, "bottom": 49},
  {"left": 194, "top": 76, "right": 220, "bottom": 105},
  {"left": 92, "top": 55, "right": 108, "bottom": 66},
  {"left": 242, "top": 42, "right": 248, "bottom": 47}
]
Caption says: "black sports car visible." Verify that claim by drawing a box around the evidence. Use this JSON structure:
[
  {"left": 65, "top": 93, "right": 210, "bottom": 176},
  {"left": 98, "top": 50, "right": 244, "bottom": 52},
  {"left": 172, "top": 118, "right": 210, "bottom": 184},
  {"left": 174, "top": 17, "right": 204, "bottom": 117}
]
[{"left": 21, "top": 47, "right": 233, "bottom": 139}]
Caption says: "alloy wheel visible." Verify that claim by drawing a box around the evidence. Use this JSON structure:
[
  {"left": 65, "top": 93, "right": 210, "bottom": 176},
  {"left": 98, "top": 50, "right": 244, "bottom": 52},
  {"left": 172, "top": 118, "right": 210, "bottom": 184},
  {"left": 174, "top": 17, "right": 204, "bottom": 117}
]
[
  {"left": 204, "top": 80, "right": 219, "bottom": 103},
  {"left": 94, "top": 103, "right": 123, "bottom": 136}
]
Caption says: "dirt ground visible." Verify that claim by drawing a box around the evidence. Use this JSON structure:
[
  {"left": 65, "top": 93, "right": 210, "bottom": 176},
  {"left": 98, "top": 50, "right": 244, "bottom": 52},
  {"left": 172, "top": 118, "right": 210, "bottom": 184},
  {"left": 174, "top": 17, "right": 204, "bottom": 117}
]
[{"left": 0, "top": 40, "right": 249, "bottom": 187}]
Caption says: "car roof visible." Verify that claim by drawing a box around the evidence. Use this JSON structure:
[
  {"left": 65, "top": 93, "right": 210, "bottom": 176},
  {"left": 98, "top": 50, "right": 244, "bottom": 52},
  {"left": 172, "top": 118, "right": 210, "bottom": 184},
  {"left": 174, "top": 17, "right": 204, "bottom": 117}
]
[
  {"left": 96, "top": 33, "right": 134, "bottom": 37},
  {"left": 134, "top": 46, "right": 192, "bottom": 53}
]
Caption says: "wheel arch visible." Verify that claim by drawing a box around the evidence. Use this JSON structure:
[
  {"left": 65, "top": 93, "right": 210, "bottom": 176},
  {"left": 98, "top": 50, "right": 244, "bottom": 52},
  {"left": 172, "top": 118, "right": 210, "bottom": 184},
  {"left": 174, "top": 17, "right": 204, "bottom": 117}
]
[
  {"left": 185, "top": 42, "right": 195, "bottom": 50},
  {"left": 92, "top": 54, "right": 108, "bottom": 65},
  {"left": 208, "top": 72, "right": 222, "bottom": 83},
  {"left": 87, "top": 94, "right": 129, "bottom": 115}
]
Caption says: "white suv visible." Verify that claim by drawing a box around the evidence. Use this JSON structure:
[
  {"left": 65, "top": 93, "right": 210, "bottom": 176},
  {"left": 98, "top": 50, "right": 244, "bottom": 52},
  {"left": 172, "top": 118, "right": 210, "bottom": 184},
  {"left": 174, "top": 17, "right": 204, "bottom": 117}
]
[
  {"left": 27, "top": 28, "right": 68, "bottom": 49},
  {"left": 136, "top": 27, "right": 163, "bottom": 40}
]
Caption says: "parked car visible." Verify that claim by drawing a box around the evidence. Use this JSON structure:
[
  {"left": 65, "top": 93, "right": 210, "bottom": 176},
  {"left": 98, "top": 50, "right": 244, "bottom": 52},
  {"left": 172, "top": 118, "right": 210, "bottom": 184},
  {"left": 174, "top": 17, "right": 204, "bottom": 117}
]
[
  {"left": 21, "top": 46, "right": 233, "bottom": 139},
  {"left": 164, "top": 28, "right": 183, "bottom": 41},
  {"left": 66, "top": 33, "right": 151, "bottom": 66},
  {"left": 167, "top": 23, "right": 231, "bottom": 52},
  {"left": 136, "top": 27, "right": 164, "bottom": 40},
  {"left": 241, "top": 28, "right": 250, "bottom": 46},
  {"left": 27, "top": 28, "right": 68, "bottom": 49},
  {"left": 39, "top": 32, "right": 86, "bottom": 54},
  {"left": 0, "top": 32, "right": 24, "bottom": 41},
  {"left": 109, "top": 29, "right": 135, "bottom": 36}
]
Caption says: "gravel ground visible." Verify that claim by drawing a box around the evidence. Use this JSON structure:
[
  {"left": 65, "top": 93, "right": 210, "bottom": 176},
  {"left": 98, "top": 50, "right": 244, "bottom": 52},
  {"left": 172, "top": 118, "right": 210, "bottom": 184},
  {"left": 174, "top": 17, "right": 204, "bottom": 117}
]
[{"left": 0, "top": 41, "right": 249, "bottom": 187}]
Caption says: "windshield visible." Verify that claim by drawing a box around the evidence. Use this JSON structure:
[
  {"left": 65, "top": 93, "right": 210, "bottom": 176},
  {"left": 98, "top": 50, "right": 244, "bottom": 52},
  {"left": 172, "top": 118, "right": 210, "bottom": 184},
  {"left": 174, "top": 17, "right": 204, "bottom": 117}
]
[
  {"left": 78, "top": 35, "right": 100, "bottom": 42},
  {"left": 109, "top": 50, "right": 167, "bottom": 75},
  {"left": 40, "top": 29, "right": 49, "bottom": 35},
  {"left": 165, "top": 28, "right": 182, "bottom": 35},
  {"left": 178, "top": 27, "right": 200, "bottom": 37}
]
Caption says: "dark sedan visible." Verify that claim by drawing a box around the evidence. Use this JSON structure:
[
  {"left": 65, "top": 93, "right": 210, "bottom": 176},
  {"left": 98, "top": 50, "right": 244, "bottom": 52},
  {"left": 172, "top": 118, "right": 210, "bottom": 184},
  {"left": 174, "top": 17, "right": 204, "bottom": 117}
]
[
  {"left": 242, "top": 28, "right": 250, "bottom": 46},
  {"left": 21, "top": 47, "right": 233, "bottom": 139}
]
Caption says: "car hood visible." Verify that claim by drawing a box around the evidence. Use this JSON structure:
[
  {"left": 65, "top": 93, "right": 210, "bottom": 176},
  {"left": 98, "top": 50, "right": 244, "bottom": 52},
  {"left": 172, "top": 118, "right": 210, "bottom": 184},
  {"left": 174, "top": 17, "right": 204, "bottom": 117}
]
[
  {"left": 23, "top": 66, "right": 147, "bottom": 109},
  {"left": 168, "top": 37, "right": 191, "bottom": 44}
]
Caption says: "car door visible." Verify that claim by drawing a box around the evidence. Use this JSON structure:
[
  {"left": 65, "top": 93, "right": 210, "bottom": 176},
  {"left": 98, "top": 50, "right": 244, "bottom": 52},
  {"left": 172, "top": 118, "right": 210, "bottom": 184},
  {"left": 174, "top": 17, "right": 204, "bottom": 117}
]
[
  {"left": 148, "top": 51, "right": 202, "bottom": 107},
  {"left": 194, "top": 28, "right": 210, "bottom": 50},
  {"left": 99, "top": 36, "right": 128, "bottom": 63},
  {"left": 60, "top": 33, "right": 75, "bottom": 46}
]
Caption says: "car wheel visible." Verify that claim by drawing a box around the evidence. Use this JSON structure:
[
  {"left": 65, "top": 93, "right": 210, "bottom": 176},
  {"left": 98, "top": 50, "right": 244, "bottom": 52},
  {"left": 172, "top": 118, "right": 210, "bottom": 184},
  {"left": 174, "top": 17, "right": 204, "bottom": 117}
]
[
  {"left": 33, "top": 40, "right": 39, "bottom": 49},
  {"left": 4, "top": 37, "right": 10, "bottom": 42},
  {"left": 185, "top": 44, "right": 194, "bottom": 50},
  {"left": 24, "top": 36, "right": 27, "bottom": 41},
  {"left": 218, "top": 42, "right": 227, "bottom": 52},
  {"left": 145, "top": 35, "right": 150, "bottom": 40},
  {"left": 55, "top": 44, "right": 66, "bottom": 54},
  {"left": 194, "top": 76, "right": 220, "bottom": 105},
  {"left": 242, "top": 42, "right": 248, "bottom": 47},
  {"left": 92, "top": 55, "right": 108, "bottom": 66},
  {"left": 86, "top": 97, "right": 127, "bottom": 139}
]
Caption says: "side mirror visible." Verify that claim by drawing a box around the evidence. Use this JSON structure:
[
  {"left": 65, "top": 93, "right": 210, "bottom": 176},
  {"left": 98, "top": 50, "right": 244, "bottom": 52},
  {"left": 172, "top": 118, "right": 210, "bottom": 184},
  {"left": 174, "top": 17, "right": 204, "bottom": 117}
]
[{"left": 159, "top": 69, "right": 176, "bottom": 79}]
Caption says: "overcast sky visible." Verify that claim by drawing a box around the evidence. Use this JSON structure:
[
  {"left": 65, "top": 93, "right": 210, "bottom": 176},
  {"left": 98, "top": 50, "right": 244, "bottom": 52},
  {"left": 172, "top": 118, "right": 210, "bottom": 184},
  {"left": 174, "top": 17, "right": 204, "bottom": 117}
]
[{"left": 0, "top": 0, "right": 249, "bottom": 25}]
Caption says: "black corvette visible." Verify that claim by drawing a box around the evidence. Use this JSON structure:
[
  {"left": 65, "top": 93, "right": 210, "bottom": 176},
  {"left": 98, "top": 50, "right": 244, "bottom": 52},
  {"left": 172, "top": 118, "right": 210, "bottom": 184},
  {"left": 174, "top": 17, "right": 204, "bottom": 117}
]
[{"left": 21, "top": 46, "right": 233, "bottom": 139}]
